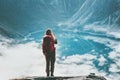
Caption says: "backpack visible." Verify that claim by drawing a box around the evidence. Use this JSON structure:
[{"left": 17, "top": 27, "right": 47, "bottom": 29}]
[{"left": 42, "top": 35, "right": 55, "bottom": 53}]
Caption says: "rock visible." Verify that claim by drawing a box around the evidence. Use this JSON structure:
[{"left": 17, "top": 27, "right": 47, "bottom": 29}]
[
  {"left": 86, "top": 73, "right": 107, "bottom": 80},
  {"left": 11, "top": 73, "right": 107, "bottom": 80}
]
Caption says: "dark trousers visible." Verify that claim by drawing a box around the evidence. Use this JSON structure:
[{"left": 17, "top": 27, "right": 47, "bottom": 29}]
[{"left": 45, "top": 51, "right": 55, "bottom": 76}]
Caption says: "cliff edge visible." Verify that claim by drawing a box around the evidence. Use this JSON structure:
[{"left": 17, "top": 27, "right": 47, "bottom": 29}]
[{"left": 11, "top": 73, "right": 107, "bottom": 80}]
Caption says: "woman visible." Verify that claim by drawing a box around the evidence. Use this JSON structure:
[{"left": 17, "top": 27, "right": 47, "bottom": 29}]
[{"left": 42, "top": 29, "right": 57, "bottom": 77}]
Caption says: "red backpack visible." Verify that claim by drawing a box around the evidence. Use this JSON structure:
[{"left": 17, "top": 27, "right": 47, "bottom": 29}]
[{"left": 42, "top": 35, "right": 55, "bottom": 53}]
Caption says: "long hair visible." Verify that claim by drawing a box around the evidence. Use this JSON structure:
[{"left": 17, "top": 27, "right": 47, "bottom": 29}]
[{"left": 45, "top": 29, "right": 55, "bottom": 41}]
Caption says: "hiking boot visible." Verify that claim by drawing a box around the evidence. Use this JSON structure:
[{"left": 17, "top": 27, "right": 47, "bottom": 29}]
[
  {"left": 47, "top": 73, "right": 49, "bottom": 77},
  {"left": 51, "top": 74, "right": 54, "bottom": 77}
]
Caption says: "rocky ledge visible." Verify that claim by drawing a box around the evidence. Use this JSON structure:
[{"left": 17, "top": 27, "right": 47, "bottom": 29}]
[{"left": 11, "top": 73, "right": 107, "bottom": 80}]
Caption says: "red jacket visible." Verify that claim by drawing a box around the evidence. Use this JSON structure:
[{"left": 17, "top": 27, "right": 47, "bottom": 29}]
[{"left": 42, "top": 35, "right": 55, "bottom": 54}]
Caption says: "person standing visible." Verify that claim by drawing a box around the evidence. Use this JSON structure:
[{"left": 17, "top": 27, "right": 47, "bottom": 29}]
[{"left": 42, "top": 29, "right": 57, "bottom": 77}]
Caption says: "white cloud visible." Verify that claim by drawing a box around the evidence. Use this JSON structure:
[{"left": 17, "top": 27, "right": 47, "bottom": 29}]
[
  {"left": 60, "top": 54, "right": 95, "bottom": 64},
  {"left": 0, "top": 39, "right": 46, "bottom": 80},
  {"left": 107, "top": 73, "right": 120, "bottom": 80},
  {"left": 98, "top": 55, "right": 106, "bottom": 66},
  {"left": 55, "top": 54, "right": 101, "bottom": 77},
  {"left": 108, "top": 32, "right": 120, "bottom": 38},
  {"left": 81, "top": 26, "right": 120, "bottom": 80},
  {"left": 0, "top": 40, "right": 99, "bottom": 80},
  {"left": 0, "top": 35, "right": 120, "bottom": 80},
  {"left": 109, "top": 64, "right": 119, "bottom": 72}
]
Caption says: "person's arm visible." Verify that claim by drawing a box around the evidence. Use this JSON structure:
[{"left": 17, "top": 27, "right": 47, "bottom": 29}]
[
  {"left": 51, "top": 32, "right": 55, "bottom": 41},
  {"left": 51, "top": 32, "right": 57, "bottom": 44}
]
